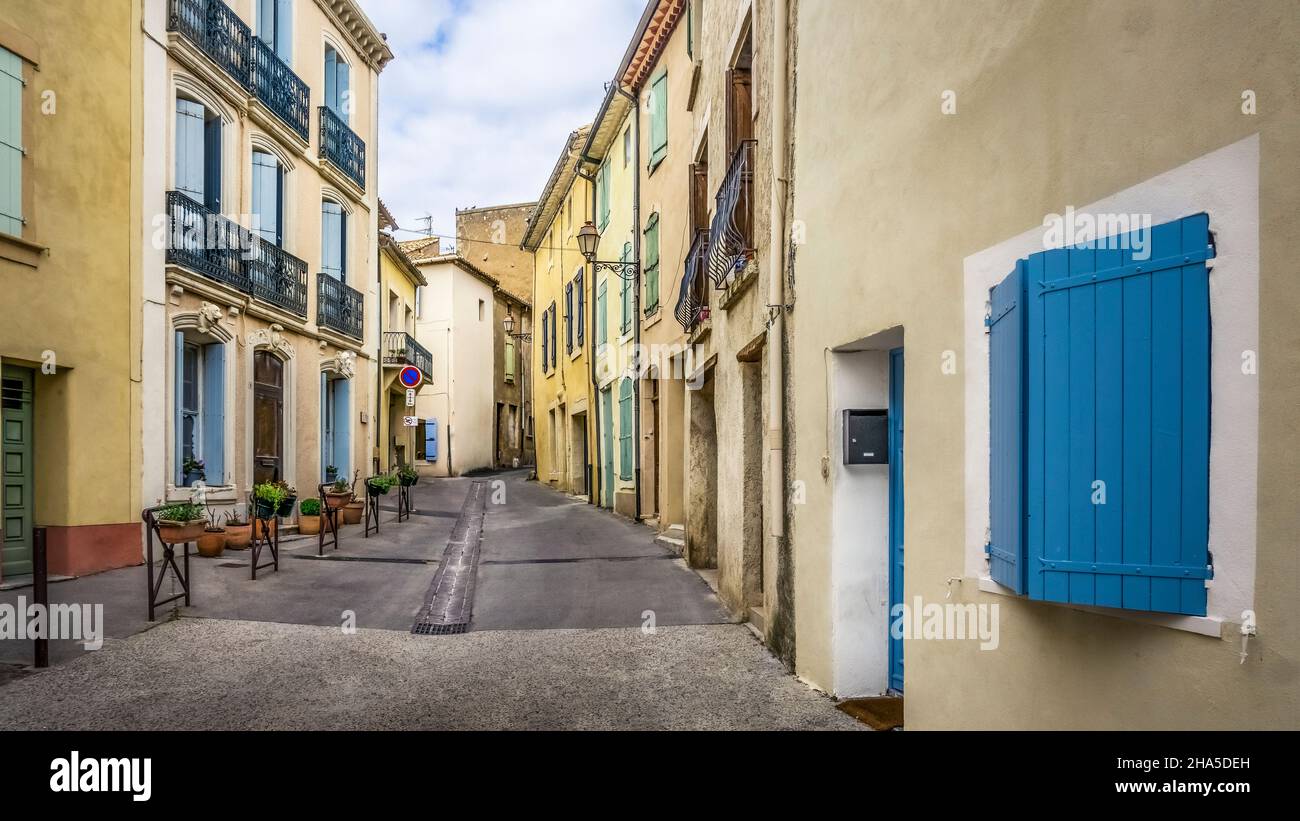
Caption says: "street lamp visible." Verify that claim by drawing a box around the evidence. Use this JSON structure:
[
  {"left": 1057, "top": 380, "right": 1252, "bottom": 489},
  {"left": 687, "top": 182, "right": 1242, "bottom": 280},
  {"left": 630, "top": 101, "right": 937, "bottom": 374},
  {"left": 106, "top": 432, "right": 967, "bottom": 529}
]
[
  {"left": 576, "top": 221, "right": 638, "bottom": 281},
  {"left": 504, "top": 306, "right": 531, "bottom": 342}
]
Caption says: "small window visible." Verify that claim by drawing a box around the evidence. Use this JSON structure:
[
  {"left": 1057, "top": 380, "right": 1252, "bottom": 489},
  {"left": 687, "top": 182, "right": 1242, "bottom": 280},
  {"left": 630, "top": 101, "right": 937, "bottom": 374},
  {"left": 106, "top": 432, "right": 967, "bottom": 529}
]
[
  {"left": 478, "top": 299, "right": 485, "bottom": 321},
  {"left": 623, "top": 127, "right": 631, "bottom": 168}
]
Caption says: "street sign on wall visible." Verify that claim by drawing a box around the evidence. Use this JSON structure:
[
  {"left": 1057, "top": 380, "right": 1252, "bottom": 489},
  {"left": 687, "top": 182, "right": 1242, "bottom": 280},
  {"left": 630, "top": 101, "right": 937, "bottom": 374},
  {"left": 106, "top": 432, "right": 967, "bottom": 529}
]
[
  {"left": 399, "top": 366, "right": 422, "bottom": 389},
  {"left": 403, "top": 416, "right": 419, "bottom": 428},
  {"left": 405, "top": 389, "right": 416, "bottom": 407}
]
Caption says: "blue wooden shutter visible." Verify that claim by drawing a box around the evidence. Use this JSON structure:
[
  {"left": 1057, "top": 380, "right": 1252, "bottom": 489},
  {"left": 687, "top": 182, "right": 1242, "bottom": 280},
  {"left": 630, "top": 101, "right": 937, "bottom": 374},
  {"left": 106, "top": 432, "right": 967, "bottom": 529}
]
[
  {"left": 0, "top": 47, "right": 23, "bottom": 236},
  {"left": 987, "top": 260, "right": 1025, "bottom": 592},
  {"left": 202, "top": 343, "right": 225, "bottom": 485},
  {"left": 275, "top": 0, "right": 293, "bottom": 63},
  {"left": 425, "top": 419, "right": 438, "bottom": 461},
  {"left": 333, "top": 378, "right": 350, "bottom": 475},
  {"left": 1024, "top": 213, "right": 1214, "bottom": 616},
  {"left": 252, "top": 151, "right": 281, "bottom": 245},
  {"left": 320, "top": 374, "right": 330, "bottom": 480},
  {"left": 203, "top": 115, "right": 222, "bottom": 212},
  {"left": 321, "top": 201, "right": 344, "bottom": 280},
  {"left": 173, "top": 332, "right": 184, "bottom": 485},
  {"left": 175, "top": 99, "right": 206, "bottom": 204},
  {"left": 324, "top": 47, "right": 338, "bottom": 114},
  {"left": 337, "top": 55, "right": 350, "bottom": 120}
]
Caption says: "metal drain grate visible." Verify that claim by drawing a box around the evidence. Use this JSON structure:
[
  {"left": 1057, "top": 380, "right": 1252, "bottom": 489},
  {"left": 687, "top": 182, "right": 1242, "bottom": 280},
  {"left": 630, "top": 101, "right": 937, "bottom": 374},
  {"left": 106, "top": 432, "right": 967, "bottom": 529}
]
[{"left": 410, "top": 481, "right": 487, "bottom": 636}]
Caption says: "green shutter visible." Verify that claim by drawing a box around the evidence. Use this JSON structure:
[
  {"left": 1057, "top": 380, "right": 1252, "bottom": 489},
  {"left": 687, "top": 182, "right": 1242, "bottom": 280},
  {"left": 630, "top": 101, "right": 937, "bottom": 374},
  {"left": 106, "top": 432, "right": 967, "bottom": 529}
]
[
  {"left": 620, "top": 242, "right": 632, "bottom": 334},
  {"left": 505, "top": 337, "right": 516, "bottom": 380},
  {"left": 650, "top": 71, "right": 668, "bottom": 167},
  {"left": 618, "top": 378, "right": 633, "bottom": 480},
  {"left": 597, "top": 279, "right": 608, "bottom": 346},
  {"left": 644, "top": 214, "right": 660, "bottom": 313},
  {"left": 0, "top": 47, "right": 21, "bottom": 236},
  {"left": 598, "top": 163, "right": 610, "bottom": 229}
]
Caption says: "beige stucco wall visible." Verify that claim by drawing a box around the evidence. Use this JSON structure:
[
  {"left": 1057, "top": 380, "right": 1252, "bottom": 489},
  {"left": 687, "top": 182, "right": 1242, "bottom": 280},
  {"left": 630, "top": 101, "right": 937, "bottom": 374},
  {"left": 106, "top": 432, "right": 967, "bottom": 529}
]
[
  {"left": 788, "top": 0, "right": 1300, "bottom": 728},
  {"left": 143, "top": 0, "right": 383, "bottom": 526},
  {"left": 456, "top": 203, "right": 535, "bottom": 302}
]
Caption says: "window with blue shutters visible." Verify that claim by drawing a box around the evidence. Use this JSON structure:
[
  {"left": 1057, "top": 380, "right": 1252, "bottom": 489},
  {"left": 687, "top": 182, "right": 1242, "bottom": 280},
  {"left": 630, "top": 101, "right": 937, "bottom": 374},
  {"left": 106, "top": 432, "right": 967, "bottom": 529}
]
[
  {"left": 0, "top": 46, "right": 24, "bottom": 237},
  {"left": 258, "top": 0, "right": 294, "bottom": 65},
  {"left": 176, "top": 98, "right": 223, "bottom": 212},
  {"left": 324, "top": 44, "right": 350, "bottom": 121},
  {"left": 321, "top": 200, "right": 346, "bottom": 281},
  {"left": 988, "top": 213, "right": 1215, "bottom": 616},
  {"left": 251, "top": 150, "right": 284, "bottom": 246},
  {"left": 174, "top": 333, "right": 226, "bottom": 486},
  {"left": 424, "top": 419, "right": 438, "bottom": 462}
]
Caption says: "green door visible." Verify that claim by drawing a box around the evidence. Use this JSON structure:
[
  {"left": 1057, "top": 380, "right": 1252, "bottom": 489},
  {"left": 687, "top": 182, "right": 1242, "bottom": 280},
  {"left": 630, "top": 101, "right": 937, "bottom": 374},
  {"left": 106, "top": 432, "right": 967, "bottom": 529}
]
[
  {"left": 601, "top": 388, "right": 614, "bottom": 509},
  {"left": 2, "top": 365, "right": 34, "bottom": 577}
]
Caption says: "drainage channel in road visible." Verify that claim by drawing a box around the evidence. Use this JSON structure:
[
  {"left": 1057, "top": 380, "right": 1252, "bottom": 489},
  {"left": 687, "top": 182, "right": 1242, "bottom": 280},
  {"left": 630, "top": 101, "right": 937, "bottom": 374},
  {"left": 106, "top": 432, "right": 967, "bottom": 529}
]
[{"left": 411, "top": 481, "right": 487, "bottom": 635}]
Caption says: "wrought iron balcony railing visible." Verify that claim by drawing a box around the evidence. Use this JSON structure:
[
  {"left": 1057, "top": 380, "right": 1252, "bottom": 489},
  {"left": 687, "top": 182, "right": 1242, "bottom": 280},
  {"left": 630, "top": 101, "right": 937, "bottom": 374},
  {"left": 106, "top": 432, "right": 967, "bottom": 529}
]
[
  {"left": 247, "top": 236, "right": 309, "bottom": 316},
  {"left": 317, "top": 275, "right": 364, "bottom": 339},
  {"left": 166, "top": 0, "right": 253, "bottom": 87},
  {"left": 676, "top": 230, "right": 711, "bottom": 332},
  {"left": 165, "top": 191, "right": 252, "bottom": 292},
  {"left": 707, "top": 139, "right": 756, "bottom": 287},
  {"left": 383, "top": 331, "right": 433, "bottom": 380},
  {"left": 319, "top": 106, "right": 366, "bottom": 190},
  {"left": 250, "top": 37, "right": 310, "bottom": 141}
]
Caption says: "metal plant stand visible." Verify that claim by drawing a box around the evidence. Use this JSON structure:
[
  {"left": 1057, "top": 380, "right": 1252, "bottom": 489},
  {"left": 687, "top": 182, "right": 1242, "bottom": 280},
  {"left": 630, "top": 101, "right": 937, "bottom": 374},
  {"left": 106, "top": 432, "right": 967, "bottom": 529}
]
[
  {"left": 317, "top": 483, "right": 341, "bottom": 556},
  {"left": 397, "top": 482, "right": 413, "bottom": 522},
  {"left": 249, "top": 496, "right": 280, "bottom": 580},
  {"left": 142, "top": 506, "right": 193, "bottom": 621},
  {"left": 363, "top": 480, "right": 382, "bottom": 538}
]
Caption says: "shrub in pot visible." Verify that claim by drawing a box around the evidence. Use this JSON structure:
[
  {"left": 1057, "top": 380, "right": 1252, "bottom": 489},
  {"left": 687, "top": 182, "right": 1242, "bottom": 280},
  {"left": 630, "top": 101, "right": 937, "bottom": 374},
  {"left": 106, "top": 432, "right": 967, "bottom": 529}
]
[
  {"left": 274, "top": 480, "right": 297, "bottom": 518},
  {"left": 366, "top": 474, "right": 396, "bottom": 496},
  {"left": 252, "top": 481, "right": 288, "bottom": 520},
  {"left": 223, "top": 511, "right": 251, "bottom": 550},
  {"left": 182, "top": 457, "right": 206, "bottom": 487},
  {"left": 324, "top": 478, "right": 352, "bottom": 510},
  {"left": 325, "top": 465, "right": 339, "bottom": 483},
  {"left": 156, "top": 503, "right": 206, "bottom": 544},
  {"left": 196, "top": 504, "right": 225, "bottom": 557},
  {"left": 299, "top": 498, "right": 322, "bottom": 535},
  {"left": 397, "top": 465, "right": 419, "bottom": 487}
]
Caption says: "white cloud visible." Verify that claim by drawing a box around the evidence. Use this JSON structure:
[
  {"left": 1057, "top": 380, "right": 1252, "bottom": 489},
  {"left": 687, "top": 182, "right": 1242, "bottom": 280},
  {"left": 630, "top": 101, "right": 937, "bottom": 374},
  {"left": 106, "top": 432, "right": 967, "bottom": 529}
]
[{"left": 359, "top": 0, "right": 645, "bottom": 245}]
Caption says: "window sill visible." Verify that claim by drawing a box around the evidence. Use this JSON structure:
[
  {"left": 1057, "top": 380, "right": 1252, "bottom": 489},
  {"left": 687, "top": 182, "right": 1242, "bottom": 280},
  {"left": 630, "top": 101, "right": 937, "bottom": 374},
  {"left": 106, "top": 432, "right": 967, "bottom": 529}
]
[
  {"left": 646, "top": 156, "right": 666, "bottom": 177},
  {"left": 643, "top": 307, "right": 662, "bottom": 330},
  {"left": 0, "top": 231, "right": 48, "bottom": 268},
  {"left": 974, "top": 575, "right": 1226, "bottom": 638}
]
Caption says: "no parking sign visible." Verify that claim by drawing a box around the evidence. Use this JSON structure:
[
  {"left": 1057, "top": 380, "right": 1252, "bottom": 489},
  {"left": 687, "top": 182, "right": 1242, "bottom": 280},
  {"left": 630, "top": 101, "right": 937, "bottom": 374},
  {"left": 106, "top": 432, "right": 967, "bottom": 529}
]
[{"left": 399, "top": 365, "right": 422, "bottom": 389}]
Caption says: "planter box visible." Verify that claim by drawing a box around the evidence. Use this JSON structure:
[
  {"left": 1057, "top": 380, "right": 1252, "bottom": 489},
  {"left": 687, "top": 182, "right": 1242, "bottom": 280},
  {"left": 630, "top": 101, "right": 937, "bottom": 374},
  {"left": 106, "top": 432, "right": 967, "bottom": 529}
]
[{"left": 157, "top": 520, "right": 205, "bottom": 545}]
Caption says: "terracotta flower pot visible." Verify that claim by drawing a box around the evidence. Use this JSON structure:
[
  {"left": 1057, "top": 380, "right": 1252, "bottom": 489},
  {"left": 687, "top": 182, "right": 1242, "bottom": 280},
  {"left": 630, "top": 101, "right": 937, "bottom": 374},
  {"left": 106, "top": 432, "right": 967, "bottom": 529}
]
[
  {"left": 224, "top": 524, "right": 251, "bottom": 550},
  {"left": 298, "top": 514, "right": 321, "bottom": 535},
  {"left": 157, "top": 520, "right": 205, "bottom": 545},
  {"left": 254, "top": 518, "right": 277, "bottom": 540},
  {"left": 342, "top": 502, "right": 363, "bottom": 524},
  {"left": 197, "top": 529, "right": 225, "bottom": 558},
  {"left": 324, "top": 491, "right": 351, "bottom": 510}
]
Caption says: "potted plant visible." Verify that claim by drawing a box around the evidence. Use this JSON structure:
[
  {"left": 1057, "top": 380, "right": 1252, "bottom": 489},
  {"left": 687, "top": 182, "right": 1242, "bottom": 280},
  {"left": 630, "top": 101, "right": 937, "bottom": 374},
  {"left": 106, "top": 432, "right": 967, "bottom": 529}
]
[
  {"left": 299, "top": 498, "right": 322, "bottom": 535},
  {"left": 196, "top": 504, "right": 225, "bottom": 558},
  {"left": 366, "top": 474, "right": 396, "bottom": 496},
  {"left": 324, "top": 478, "right": 352, "bottom": 510},
  {"left": 182, "top": 456, "right": 205, "bottom": 486},
  {"left": 274, "top": 480, "right": 297, "bottom": 517},
  {"left": 252, "top": 481, "right": 288, "bottom": 520},
  {"left": 342, "top": 470, "right": 365, "bottom": 524},
  {"left": 155, "top": 502, "right": 206, "bottom": 544},
  {"left": 223, "top": 510, "right": 251, "bottom": 550},
  {"left": 397, "top": 465, "right": 419, "bottom": 487},
  {"left": 325, "top": 464, "right": 339, "bottom": 483}
]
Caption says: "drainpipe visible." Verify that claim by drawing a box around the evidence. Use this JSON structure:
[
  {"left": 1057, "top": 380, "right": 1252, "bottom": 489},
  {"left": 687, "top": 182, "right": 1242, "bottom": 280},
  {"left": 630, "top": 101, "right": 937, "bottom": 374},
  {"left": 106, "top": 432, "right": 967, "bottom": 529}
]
[
  {"left": 576, "top": 162, "right": 600, "bottom": 506},
  {"left": 616, "top": 84, "right": 643, "bottom": 522},
  {"left": 768, "top": 0, "right": 790, "bottom": 543}
]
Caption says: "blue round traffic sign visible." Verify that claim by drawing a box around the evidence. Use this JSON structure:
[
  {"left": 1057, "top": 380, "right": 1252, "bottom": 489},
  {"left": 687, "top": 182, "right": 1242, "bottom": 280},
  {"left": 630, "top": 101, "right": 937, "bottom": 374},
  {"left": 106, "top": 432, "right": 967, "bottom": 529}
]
[{"left": 399, "top": 366, "right": 422, "bottom": 389}]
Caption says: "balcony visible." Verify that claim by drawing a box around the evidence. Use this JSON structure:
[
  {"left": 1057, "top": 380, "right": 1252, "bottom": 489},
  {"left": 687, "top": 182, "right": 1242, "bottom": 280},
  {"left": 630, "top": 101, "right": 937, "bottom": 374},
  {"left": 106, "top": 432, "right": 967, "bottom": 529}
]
[
  {"left": 707, "top": 139, "right": 756, "bottom": 287},
  {"left": 319, "top": 106, "right": 366, "bottom": 190},
  {"left": 675, "top": 229, "right": 711, "bottom": 333},
  {"left": 383, "top": 331, "right": 433, "bottom": 381},
  {"left": 166, "top": 191, "right": 252, "bottom": 292},
  {"left": 166, "top": 0, "right": 253, "bottom": 88},
  {"left": 250, "top": 37, "right": 310, "bottom": 141},
  {"left": 247, "top": 236, "right": 309, "bottom": 317},
  {"left": 317, "top": 275, "right": 364, "bottom": 340}
]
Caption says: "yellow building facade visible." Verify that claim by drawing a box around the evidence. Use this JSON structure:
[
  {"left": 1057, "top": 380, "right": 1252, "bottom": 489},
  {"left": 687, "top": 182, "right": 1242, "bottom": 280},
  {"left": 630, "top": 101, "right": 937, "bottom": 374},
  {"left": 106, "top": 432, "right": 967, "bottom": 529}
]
[
  {"left": 0, "top": 1, "right": 143, "bottom": 578},
  {"left": 523, "top": 127, "right": 594, "bottom": 496},
  {"left": 376, "top": 231, "right": 428, "bottom": 474}
]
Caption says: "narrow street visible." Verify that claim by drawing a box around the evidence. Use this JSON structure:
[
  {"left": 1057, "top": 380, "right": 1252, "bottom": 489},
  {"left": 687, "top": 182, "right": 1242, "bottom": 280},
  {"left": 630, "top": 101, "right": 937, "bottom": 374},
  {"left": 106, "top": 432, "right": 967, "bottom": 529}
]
[{"left": 0, "top": 473, "right": 859, "bottom": 731}]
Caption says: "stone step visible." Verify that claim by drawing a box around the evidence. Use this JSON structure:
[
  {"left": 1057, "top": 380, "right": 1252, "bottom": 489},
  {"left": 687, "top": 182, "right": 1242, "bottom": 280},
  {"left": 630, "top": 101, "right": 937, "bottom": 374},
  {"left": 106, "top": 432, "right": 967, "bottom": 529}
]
[{"left": 655, "top": 532, "right": 686, "bottom": 554}]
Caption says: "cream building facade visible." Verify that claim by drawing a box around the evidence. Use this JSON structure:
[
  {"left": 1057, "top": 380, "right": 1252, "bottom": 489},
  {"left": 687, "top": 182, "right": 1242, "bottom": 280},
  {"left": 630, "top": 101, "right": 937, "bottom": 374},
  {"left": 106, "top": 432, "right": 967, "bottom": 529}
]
[{"left": 141, "top": 0, "right": 391, "bottom": 528}]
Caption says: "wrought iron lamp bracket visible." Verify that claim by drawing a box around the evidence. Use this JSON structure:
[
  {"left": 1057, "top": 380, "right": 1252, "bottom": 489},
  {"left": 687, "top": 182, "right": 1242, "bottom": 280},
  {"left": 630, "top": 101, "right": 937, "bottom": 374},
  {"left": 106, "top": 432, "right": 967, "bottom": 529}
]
[{"left": 592, "top": 261, "right": 640, "bottom": 281}]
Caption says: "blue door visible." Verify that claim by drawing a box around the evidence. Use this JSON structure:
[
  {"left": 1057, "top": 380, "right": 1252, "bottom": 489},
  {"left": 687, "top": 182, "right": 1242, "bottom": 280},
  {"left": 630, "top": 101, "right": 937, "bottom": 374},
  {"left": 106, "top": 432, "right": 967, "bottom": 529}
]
[{"left": 888, "top": 348, "right": 905, "bottom": 693}]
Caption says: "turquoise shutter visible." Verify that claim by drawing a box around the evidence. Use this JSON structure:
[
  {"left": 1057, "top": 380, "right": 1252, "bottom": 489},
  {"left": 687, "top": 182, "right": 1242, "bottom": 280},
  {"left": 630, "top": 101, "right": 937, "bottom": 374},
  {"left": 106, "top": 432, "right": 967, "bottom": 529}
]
[
  {"left": 645, "top": 215, "right": 660, "bottom": 311},
  {"left": 425, "top": 419, "right": 438, "bottom": 461},
  {"left": 620, "top": 243, "right": 632, "bottom": 334},
  {"left": 0, "top": 47, "right": 22, "bottom": 235},
  {"left": 175, "top": 99, "right": 206, "bottom": 204},
  {"left": 333, "top": 378, "right": 351, "bottom": 475},
  {"left": 597, "top": 279, "right": 607, "bottom": 346},
  {"left": 173, "top": 332, "right": 184, "bottom": 485},
  {"left": 987, "top": 260, "right": 1025, "bottom": 592},
  {"left": 618, "top": 378, "right": 632, "bottom": 480},
  {"left": 202, "top": 343, "right": 225, "bottom": 485},
  {"left": 1021, "top": 213, "right": 1214, "bottom": 615},
  {"left": 650, "top": 71, "right": 668, "bottom": 165}
]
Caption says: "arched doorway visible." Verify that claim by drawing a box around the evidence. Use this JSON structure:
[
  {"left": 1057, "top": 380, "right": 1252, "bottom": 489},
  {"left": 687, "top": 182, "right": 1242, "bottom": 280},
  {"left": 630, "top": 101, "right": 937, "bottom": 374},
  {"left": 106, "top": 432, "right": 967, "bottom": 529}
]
[{"left": 253, "top": 350, "right": 284, "bottom": 483}]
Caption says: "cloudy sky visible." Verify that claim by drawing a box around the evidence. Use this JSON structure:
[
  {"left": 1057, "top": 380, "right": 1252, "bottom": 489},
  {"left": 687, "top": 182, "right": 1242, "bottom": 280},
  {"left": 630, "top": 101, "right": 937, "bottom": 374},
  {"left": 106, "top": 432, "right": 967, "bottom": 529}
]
[{"left": 358, "top": 0, "right": 645, "bottom": 248}]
